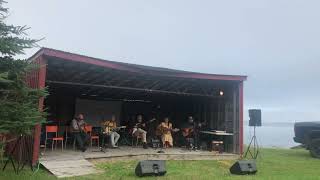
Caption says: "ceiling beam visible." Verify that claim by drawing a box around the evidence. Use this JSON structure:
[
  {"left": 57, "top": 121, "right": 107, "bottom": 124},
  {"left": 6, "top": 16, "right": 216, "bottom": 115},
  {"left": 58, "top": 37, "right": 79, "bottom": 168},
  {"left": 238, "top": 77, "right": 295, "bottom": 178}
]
[{"left": 46, "top": 80, "right": 222, "bottom": 98}]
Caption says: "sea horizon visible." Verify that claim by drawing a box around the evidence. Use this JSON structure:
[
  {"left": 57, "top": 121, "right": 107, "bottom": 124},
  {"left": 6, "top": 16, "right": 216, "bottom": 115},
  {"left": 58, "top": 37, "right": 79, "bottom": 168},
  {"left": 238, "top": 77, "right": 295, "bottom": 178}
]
[{"left": 244, "top": 121, "right": 300, "bottom": 149}]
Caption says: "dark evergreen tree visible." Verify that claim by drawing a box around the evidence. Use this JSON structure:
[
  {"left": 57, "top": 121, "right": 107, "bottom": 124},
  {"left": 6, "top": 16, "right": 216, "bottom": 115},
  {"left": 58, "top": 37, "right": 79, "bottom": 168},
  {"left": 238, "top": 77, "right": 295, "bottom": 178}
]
[{"left": 0, "top": 0, "right": 47, "bottom": 145}]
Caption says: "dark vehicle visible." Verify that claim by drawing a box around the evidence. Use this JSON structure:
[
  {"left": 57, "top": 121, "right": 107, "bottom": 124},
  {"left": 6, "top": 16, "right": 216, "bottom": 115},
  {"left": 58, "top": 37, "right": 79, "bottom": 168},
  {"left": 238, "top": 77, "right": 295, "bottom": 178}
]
[{"left": 294, "top": 122, "right": 320, "bottom": 158}]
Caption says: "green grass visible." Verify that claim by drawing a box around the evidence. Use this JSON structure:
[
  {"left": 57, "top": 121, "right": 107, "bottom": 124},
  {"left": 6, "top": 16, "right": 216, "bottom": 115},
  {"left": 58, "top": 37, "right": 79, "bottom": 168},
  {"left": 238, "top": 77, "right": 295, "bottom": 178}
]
[{"left": 1, "top": 148, "right": 320, "bottom": 180}]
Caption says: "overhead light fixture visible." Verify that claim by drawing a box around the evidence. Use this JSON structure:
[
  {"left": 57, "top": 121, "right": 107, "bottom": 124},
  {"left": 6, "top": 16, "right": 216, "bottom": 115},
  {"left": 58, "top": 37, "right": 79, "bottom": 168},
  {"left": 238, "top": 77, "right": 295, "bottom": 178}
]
[{"left": 219, "top": 90, "right": 224, "bottom": 96}]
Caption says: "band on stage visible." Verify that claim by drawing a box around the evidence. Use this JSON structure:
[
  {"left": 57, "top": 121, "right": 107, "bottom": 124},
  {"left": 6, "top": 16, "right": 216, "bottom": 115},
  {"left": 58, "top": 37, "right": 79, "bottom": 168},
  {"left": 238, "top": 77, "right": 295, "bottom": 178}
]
[{"left": 71, "top": 113, "right": 218, "bottom": 152}]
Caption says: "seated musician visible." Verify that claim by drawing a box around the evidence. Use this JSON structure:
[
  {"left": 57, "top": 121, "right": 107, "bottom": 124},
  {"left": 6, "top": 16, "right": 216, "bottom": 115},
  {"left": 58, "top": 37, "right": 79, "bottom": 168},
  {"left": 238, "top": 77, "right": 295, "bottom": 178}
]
[
  {"left": 132, "top": 115, "right": 148, "bottom": 149},
  {"left": 181, "top": 116, "right": 196, "bottom": 149},
  {"left": 158, "top": 117, "right": 177, "bottom": 148},
  {"left": 71, "top": 114, "right": 90, "bottom": 152},
  {"left": 103, "top": 115, "right": 120, "bottom": 148}
]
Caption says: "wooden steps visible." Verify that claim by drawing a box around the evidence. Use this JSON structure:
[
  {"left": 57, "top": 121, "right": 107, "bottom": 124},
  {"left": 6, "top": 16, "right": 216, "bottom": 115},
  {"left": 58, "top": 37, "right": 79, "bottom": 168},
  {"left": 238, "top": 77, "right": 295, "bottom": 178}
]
[{"left": 40, "top": 154, "right": 101, "bottom": 178}]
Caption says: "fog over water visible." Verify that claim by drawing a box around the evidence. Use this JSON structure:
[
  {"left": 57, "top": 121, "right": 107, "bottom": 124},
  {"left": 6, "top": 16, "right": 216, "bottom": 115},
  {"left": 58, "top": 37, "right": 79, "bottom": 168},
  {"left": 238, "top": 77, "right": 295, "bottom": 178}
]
[{"left": 244, "top": 121, "right": 299, "bottom": 148}]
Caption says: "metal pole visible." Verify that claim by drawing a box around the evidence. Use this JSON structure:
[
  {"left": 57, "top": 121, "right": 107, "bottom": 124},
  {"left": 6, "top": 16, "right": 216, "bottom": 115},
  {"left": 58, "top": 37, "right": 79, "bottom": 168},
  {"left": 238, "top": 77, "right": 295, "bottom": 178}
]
[{"left": 253, "top": 126, "right": 256, "bottom": 158}]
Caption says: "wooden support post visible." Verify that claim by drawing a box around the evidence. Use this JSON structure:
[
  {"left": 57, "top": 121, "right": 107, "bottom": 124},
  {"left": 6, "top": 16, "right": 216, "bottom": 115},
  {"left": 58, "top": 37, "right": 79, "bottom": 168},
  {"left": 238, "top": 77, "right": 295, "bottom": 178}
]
[
  {"left": 32, "top": 57, "right": 47, "bottom": 166},
  {"left": 239, "top": 82, "right": 244, "bottom": 155}
]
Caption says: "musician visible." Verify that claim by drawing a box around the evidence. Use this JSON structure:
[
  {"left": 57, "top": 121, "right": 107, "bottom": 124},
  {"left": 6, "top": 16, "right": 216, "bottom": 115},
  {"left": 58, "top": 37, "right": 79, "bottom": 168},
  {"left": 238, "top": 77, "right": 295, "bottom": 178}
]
[
  {"left": 158, "top": 117, "right": 174, "bottom": 148},
  {"left": 133, "top": 115, "right": 148, "bottom": 149},
  {"left": 181, "top": 116, "right": 196, "bottom": 149},
  {"left": 147, "top": 114, "right": 158, "bottom": 141},
  {"left": 182, "top": 116, "right": 195, "bottom": 135},
  {"left": 71, "top": 114, "right": 90, "bottom": 152},
  {"left": 103, "top": 115, "right": 120, "bottom": 148}
]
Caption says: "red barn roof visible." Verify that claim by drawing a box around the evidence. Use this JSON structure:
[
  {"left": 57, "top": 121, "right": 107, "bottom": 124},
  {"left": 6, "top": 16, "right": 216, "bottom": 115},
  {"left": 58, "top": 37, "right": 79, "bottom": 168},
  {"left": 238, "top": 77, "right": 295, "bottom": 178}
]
[{"left": 30, "top": 47, "right": 247, "bottom": 82}]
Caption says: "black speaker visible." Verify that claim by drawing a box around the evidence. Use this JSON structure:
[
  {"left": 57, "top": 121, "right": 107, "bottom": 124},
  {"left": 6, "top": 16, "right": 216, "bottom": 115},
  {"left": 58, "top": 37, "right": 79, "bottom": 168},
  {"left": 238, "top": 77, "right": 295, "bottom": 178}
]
[
  {"left": 249, "top": 109, "right": 262, "bottom": 126},
  {"left": 135, "top": 160, "right": 167, "bottom": 177},
  {"left": 229, "top": 160, "right": 257, "bottom": 175}
]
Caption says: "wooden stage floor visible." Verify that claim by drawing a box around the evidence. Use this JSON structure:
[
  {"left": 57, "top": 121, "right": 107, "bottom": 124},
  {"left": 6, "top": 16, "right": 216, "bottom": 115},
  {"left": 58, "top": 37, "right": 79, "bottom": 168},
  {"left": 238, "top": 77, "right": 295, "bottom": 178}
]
[
  {"left": 39, "top": 146, "right": 239, "bottom": 178},
  {"left": 41, "top": 146, "right": 239, "bottom": 161}
]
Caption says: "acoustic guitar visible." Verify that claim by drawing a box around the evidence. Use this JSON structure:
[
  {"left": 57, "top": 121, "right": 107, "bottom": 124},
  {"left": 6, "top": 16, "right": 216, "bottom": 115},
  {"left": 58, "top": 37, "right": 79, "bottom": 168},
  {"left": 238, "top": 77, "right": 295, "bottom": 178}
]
[
  {"left": 156, "top": 125, "right": 180, "bottom": 136},
  {"left": 104, "top": 126, "right": 126, "bottom": 134},
  {"left": 182, "top": 128, "right": 194, "bottom": 137},
  {"left": 78, "top": 123, "right": 86, "bottom": 134},
  {"left": 133, "top": 118, "right": 156, "bottom": 131}
]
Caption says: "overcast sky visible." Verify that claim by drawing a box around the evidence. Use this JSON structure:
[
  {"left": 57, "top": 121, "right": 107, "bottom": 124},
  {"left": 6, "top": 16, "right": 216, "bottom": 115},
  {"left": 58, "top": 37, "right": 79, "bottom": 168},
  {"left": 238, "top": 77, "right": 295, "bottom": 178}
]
[{"left": 6, "top": 0, "right": 320, "bottom": 123}]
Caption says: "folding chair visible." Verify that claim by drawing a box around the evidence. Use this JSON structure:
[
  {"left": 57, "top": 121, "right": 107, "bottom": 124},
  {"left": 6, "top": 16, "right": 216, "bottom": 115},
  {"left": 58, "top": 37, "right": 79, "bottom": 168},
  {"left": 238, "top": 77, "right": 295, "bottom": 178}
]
[
  {"left": 45, "top": 126, "right": 64, "bottom": 151},
  {"left": 64, "top": 126, "right": 73, "bottom": 148},
  {"left": 85, "top": 125, "right": 100, "bottom": 148}
]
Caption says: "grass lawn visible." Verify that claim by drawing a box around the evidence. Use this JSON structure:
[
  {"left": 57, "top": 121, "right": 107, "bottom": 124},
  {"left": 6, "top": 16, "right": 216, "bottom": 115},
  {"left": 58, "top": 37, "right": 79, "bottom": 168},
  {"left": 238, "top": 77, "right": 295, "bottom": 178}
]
[{"left": 0, "top": 148, "right": 320, "bottom": 180}]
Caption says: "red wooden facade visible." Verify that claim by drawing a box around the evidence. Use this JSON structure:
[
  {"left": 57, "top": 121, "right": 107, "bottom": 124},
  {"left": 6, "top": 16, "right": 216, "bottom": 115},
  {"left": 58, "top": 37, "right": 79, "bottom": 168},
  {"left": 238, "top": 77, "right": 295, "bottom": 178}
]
[{"left": 26, "top": 56, "right": 47, "bottom": 165}]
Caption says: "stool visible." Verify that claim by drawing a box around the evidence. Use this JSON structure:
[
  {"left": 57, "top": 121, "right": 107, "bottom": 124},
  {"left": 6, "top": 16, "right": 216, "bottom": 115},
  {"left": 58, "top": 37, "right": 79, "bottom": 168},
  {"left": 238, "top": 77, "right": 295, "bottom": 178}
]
[
  {"left": 132, "top": 134, "right": 143, "bottom": 147},
  {"left": 211, "top": 141, "right": 224, "bottom": 153}
]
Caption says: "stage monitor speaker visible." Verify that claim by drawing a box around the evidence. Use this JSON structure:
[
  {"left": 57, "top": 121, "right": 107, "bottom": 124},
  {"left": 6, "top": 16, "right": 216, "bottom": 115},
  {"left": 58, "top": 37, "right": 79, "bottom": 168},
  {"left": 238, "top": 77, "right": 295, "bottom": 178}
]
[
  {"left": 249, "top": 109, "right": 262, "bottom": 126},
  {"left": 229, "top": 160, "right": 257, "bottom": 175},
  {"left": 135, "top": 160, "right": 167, "bottom": 177}
]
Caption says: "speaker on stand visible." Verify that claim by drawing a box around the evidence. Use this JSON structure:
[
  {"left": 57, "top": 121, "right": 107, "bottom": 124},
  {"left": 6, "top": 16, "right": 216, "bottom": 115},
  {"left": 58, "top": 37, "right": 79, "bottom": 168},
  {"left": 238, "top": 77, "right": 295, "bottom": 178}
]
[
  {"left": 229, "top": 109, "right": 261, "bottom": 175},
  {"left": 244, "top": 109, "right": 262, "bottom": 159}
]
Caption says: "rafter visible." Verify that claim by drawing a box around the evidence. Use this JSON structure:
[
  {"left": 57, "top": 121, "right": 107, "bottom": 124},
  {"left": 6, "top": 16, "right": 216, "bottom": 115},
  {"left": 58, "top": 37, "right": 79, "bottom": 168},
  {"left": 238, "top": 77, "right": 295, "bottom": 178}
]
[{"left": 46, "top": 80, "right": 221, "bottom": 98}]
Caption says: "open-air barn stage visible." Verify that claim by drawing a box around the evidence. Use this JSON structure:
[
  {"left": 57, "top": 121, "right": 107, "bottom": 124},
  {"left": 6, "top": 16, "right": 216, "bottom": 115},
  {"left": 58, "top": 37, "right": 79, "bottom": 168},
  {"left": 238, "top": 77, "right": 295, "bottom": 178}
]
[{"left": 27, "top": 48, "right": 247, "bottom": 177}]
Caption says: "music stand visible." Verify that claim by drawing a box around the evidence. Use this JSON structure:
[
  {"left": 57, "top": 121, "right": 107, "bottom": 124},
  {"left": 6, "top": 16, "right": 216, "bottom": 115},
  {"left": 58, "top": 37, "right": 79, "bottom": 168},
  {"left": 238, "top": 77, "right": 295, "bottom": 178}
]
[{"left": 118, "top": 128, "right": 131, "bottom": 146}]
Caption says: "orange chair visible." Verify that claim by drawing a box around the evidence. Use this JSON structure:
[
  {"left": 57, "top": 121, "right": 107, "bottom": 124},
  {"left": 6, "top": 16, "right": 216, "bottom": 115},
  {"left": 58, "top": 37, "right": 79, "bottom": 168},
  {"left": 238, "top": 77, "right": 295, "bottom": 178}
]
[
  {"left": 64, "top": 126, "right": 72, "bottom": 148},
  {"left": 45, "top": 125, "right": 64, "bottom": 151},
  {"left": 85, "top": 125, "right": 99, "bottom": 147}
]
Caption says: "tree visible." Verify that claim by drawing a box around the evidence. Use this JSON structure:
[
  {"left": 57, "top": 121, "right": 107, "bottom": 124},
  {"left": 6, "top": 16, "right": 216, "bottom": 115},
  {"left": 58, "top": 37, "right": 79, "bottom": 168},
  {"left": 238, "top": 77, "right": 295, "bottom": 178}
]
[{"left": 0, "top": 0, "right": 47, "bottom": 154}]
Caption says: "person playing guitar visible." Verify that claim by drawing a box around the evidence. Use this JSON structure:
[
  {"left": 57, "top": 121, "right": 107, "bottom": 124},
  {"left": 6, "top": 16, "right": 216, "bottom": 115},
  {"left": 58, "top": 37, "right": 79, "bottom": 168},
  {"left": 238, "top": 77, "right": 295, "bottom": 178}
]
[
  {"left": 157, "top": 117, "right": 179, "bottom": 148},
  {"left": 132, "top": 114, "right": 155, "bottom": 149},
  {"left": 103, "top": 115, "right": 124, "bottom": 148},
  {"left": 71, "top": 114, "right": 90, "bottom": 152},
  {"left": 181, "top": 116, "right": 197, "bottom": 150}
]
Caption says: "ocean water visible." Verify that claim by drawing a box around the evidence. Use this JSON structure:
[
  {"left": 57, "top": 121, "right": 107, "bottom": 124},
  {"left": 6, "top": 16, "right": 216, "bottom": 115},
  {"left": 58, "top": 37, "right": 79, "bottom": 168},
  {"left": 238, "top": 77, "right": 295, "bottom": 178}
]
[{"left": 244, "top": 122, "right": 299, "bottom": 148}]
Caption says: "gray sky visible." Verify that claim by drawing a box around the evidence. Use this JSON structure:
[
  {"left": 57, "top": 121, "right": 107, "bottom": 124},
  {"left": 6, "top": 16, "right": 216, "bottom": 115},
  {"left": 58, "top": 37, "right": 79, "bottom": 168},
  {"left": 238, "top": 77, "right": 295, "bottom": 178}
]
[{"left": 6, "top": 0, "right": 320, "bottom": 122}]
